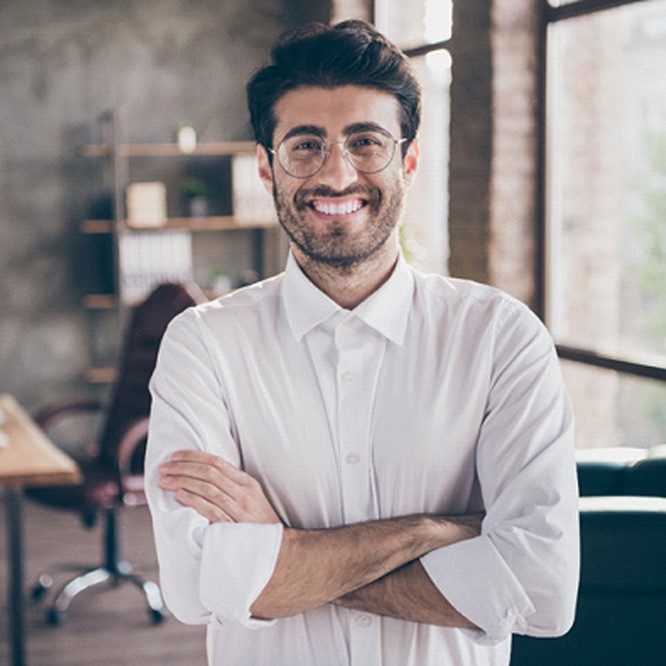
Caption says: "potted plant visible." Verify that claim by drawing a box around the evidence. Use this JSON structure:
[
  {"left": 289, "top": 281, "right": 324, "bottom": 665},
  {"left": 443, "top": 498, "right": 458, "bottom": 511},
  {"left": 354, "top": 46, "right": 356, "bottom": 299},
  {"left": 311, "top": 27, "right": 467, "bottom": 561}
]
[{"left": 182, "top": 178, "right": 208, "bottom": 217}]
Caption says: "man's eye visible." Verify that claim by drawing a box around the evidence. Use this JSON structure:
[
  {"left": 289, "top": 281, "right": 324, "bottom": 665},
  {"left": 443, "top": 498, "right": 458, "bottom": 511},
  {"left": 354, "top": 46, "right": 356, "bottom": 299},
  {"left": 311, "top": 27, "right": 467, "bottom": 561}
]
[
  {"left": 348, "top": 134, "right": 386, "bottom": 151},
  {"left": 291, "top": 139, "right": 323, "bottom": 152}
]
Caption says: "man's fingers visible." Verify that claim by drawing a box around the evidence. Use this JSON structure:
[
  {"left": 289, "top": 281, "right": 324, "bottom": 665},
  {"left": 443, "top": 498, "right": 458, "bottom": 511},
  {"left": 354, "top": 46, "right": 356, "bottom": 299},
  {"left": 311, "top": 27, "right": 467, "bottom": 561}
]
[
  {"left": 174, "top": 488, "right": 233, "bottom": 523},
  {"left": 159, "top": 460, "right": 242, "bottom": 497},
  {"left": 161, "top": 473, "right": 232, "bottom": 504},
  {"left": 158, "top": 450, "right": 282, "bottom": 525},
  {"left": 160, "top": 451, "right": 250, "bottom": 487}
]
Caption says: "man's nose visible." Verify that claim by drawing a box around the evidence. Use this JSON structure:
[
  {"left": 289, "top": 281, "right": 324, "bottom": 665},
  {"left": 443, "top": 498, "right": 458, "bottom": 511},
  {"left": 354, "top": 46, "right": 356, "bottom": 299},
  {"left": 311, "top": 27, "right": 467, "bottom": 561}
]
[{"left": 315, "top": 142, "right": 359, "bottom": 188}]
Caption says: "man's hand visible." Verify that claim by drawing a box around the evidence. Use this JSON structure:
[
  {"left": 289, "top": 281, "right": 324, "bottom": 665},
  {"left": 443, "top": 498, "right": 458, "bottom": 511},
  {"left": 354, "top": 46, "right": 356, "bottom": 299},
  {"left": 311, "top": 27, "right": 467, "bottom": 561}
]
[{"left": 158, "top": 450, "right": 281, "bottom": 524}]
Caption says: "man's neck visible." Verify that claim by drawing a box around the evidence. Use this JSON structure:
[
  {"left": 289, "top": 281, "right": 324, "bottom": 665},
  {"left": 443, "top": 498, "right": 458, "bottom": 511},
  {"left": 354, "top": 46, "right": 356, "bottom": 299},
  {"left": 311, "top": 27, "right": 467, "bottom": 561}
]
[{"left": 292, "top": 240, "right": 400, "bottom": 310}]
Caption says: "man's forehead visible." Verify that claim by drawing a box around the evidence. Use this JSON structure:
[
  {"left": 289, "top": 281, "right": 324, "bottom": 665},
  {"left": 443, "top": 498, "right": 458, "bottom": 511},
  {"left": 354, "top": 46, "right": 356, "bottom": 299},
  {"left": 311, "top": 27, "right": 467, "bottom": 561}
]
[{"left": 272, "top": 85, "right": 401, "bottom": 137}]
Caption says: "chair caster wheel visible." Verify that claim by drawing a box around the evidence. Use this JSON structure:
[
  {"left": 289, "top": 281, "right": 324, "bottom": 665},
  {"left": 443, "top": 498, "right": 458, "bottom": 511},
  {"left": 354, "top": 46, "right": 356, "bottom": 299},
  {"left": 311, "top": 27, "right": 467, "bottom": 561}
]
[
  {"left": 149, "top": 608, "right": 167, "bottom": 624},
  {"left": 47, "top": 607, "right": 64, "bottom": 626},
  {"left": 31, "top": 584, "right": 48, "bottom": 602},
  {"left": 31, "top": 574, "right": 53, "bottom": 602}
]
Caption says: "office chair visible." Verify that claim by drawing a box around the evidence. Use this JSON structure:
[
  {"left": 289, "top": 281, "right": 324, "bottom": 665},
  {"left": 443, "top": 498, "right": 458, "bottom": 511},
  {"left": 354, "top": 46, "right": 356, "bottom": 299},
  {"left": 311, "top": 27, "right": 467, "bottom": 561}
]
[{"left": 25, "top": 282, "right": 207, "bottom": 625}]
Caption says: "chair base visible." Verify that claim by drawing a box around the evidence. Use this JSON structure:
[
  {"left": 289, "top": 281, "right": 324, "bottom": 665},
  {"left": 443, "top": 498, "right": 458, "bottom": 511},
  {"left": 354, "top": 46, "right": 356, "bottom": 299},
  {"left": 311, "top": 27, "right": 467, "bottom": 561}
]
[{"left": 31, "top": 559, "right": 167, "bottom": 626}]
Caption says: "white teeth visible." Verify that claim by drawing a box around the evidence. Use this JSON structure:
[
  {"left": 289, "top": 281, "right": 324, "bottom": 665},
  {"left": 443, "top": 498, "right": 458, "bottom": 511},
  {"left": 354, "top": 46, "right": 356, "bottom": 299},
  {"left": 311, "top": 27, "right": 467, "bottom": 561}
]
[{"left": 312, "top": 199, "right": 363, "bottom": 215}]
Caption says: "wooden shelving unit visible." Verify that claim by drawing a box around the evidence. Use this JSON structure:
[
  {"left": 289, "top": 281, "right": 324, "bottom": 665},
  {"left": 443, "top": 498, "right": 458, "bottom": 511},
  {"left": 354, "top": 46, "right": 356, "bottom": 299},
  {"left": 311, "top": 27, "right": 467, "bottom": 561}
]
[
  {"left": 80, "top": 141, "right": 256, "bottom": 158},
  {"left": 80, "top": 111, "right": 282, "bottom": 385},
  {"left": 81, "top": 216, "right": 277, "bottom": 234}
]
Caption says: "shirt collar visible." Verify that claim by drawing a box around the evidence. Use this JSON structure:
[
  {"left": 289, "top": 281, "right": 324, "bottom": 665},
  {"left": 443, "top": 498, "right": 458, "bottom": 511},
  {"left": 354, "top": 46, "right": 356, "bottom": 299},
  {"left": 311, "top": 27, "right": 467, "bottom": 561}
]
[{"left": 282, "top": 250, "right": 414, "bottom": 346}]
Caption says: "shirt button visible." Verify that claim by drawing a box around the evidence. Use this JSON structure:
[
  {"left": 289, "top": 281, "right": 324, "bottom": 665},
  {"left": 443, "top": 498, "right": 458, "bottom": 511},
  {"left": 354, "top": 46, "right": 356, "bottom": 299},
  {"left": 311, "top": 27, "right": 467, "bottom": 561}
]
[
  {"left": 345, "top": 453, "right": 361, "bottom": 465},
  {"left": 357, "top": 614, "right": 372, "bottom": 628},
  {"left": 341, "top": 370, "right": 355, "bottom": 383}
]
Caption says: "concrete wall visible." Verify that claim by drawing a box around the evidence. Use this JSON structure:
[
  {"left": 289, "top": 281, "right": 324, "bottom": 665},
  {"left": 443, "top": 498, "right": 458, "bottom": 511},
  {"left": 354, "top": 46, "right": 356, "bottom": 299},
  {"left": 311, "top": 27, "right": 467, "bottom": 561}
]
[{"left": 0, "top": 0, "right": 332, "bottom": 412}]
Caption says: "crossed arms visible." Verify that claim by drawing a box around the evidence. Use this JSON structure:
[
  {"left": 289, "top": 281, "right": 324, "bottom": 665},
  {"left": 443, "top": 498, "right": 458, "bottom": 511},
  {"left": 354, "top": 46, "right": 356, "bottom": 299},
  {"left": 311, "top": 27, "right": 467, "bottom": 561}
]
[{"left": 158, "top": 450, "right": 481, "bottom": 627}]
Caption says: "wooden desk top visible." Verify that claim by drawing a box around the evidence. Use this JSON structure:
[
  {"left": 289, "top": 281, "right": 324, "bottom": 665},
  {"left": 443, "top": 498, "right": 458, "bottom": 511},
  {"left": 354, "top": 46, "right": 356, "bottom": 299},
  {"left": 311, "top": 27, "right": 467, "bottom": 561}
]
[{"left": 0, "top": 394, "right": 81, "bottom": 488}]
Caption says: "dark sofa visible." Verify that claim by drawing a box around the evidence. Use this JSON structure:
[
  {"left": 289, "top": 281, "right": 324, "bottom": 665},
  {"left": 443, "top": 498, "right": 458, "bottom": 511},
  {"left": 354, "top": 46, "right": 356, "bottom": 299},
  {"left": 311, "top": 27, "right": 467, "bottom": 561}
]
[{"left": 510, "top": 446, "right": 666, "bottom": 666}]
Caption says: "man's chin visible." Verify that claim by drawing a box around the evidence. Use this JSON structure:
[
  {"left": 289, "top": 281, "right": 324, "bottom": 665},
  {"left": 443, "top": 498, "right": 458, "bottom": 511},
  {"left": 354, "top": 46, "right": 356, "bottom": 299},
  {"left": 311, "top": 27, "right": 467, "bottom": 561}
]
[{"left": 294, "top": 238, "right": 391, "bottom": 271}]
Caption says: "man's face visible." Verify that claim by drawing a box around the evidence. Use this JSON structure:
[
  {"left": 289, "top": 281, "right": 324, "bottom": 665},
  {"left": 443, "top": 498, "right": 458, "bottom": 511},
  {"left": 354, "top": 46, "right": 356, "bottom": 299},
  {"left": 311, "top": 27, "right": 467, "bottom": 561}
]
[{"left": 257, "top": 85, "right": 419, "bottom": 270}]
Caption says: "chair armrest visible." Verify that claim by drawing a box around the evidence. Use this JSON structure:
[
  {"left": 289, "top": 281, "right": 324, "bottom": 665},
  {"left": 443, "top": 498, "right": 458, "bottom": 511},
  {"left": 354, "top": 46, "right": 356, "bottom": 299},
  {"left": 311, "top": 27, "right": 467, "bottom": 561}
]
[
  {"left": 117, "top": 416, "right": 150, "bottom": 506},
  {"left": 117, "top": 417, "right": 150, "bottom": 470},
  {"left": 34, "top": 399, "right": 103, "bottom": 429}
]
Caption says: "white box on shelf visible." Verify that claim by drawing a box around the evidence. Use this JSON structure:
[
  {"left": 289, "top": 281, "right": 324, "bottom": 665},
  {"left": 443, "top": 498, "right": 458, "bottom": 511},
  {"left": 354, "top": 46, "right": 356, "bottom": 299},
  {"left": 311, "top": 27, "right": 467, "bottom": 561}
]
[{"left": 126, "top": 181, "right": 168, "bottom": 228}]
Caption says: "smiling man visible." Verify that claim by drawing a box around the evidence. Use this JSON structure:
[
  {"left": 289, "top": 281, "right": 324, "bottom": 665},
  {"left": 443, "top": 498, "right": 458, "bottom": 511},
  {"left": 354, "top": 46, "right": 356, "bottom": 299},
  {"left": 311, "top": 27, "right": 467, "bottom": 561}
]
[{"left": 145, "top": 20, "right": 579, "bottom": 666}]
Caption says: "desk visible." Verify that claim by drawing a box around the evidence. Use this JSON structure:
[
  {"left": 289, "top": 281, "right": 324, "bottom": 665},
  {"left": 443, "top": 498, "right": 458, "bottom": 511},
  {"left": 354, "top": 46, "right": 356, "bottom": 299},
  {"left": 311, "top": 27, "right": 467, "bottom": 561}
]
[{"left": 0, "top": 394, "right": 81, "bottom": 666}]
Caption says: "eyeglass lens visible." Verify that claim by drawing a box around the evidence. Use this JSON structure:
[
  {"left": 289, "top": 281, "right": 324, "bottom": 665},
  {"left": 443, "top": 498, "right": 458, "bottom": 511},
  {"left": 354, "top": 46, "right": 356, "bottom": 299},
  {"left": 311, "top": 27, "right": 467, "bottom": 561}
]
[{"left": 276, "top": 131, "right": 399, "bottom": 178}]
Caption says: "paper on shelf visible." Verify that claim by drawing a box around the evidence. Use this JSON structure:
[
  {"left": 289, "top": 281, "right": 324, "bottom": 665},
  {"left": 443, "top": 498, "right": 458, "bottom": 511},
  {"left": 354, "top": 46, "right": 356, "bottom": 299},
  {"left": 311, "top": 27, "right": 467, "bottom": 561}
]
[{"left": 231, "top": 154, "right": 276, "bottom": 224}]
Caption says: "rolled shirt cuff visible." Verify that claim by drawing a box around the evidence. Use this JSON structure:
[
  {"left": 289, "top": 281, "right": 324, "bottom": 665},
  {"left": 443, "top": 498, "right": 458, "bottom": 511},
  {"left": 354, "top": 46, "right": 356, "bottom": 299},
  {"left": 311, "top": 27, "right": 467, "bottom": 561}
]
[
  {"left": 200, "top": 522, "right": 284, "bottom": 628},
  {"left": 420, "top": 535, "right": 535, "bottom": 644}
]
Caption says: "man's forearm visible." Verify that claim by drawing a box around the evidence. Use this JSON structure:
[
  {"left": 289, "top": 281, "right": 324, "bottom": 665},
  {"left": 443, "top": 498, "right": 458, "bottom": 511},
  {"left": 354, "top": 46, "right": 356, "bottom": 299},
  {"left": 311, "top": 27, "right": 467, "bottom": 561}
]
[
  {"left": 158, "top": 451, "right": 482, "bottom": 624},
  {"left": 250, "top": 513, "right": 482, "bottom": 621},
  {"left": 334, "top": 514, "right": 484, "bottom": 628},
  {"left": 335, "top": 560, "right": 477, "bottom": 628}
]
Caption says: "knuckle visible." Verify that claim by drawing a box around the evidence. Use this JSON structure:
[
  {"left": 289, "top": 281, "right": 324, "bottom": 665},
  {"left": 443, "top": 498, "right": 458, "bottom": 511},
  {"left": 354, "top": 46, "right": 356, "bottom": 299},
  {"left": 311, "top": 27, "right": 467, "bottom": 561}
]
[
  {"left": 212, "top": 508, "right": 227, "bottom": 523},
  {"left": 202, "top": 466, "right": 218, "bottom": 483},
  {"left": 211, "top": 488, "right": 226, "bottom": 505},
  {"left": 245, "top": 476, "right": 260, "bottom": 491}
]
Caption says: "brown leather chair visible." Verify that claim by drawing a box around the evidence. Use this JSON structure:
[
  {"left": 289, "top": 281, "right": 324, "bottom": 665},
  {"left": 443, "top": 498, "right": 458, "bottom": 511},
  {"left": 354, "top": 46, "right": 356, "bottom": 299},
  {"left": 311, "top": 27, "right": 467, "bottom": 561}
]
[{"left": 26, "top": 282, "right": 207, "bottom": 625}]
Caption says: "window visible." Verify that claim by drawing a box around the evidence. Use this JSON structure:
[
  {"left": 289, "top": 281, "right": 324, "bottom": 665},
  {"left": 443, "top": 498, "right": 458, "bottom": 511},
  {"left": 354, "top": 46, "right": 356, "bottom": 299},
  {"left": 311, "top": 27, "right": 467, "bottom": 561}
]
[
  {"left": 541, "top": 0, "right": 666, "bottom": 447},
  {"left": 374, "top": 0, "right": 452, "bottom": 274}
]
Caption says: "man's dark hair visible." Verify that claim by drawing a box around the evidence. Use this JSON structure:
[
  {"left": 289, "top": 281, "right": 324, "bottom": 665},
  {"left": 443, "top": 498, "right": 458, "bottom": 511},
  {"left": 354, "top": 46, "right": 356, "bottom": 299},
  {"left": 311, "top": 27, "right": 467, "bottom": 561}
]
[{"left": 246, "top": 20, "right": 421, "bottom": 155}]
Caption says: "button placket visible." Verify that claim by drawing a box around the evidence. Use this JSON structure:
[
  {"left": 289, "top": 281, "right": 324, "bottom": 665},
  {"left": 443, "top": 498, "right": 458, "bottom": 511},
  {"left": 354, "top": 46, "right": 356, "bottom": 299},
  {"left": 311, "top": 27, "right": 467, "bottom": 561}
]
[
  {"left": 333, "top": 317, "right": 384, "bottom": 666},
  {"left": 348, "top": 610, "right": 381, "bottom": 666},
  {"left": 334, "top": 317, "right": 383, "bottom": 525}
]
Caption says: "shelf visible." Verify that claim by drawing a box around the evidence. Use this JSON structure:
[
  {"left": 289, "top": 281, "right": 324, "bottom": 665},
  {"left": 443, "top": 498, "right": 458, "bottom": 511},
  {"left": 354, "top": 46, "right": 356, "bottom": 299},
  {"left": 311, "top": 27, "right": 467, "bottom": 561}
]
[
  {"left": 81, "top": 219, "right": 116, "bottom": 234},
  {"left": 84, "top": 366, "right": 119, "bottom": 385},
  {"left": 81, "top": 216, "right": 277, "bottom": 234},
  {"left": 82, "top": 294, "right": 117, "bottom": 309},
  {"left": 160, "top": 216, "right": 278, "bottom": 231},
  {"left": 80, "top": 141, "right": 257, "bottom": 158}
]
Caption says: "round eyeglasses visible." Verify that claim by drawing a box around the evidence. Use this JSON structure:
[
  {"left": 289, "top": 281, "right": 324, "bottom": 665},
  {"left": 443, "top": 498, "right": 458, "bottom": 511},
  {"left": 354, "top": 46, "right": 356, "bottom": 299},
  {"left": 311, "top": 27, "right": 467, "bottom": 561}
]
[{"left": 268, "top": 129, "right": 408, "bottom": 179}]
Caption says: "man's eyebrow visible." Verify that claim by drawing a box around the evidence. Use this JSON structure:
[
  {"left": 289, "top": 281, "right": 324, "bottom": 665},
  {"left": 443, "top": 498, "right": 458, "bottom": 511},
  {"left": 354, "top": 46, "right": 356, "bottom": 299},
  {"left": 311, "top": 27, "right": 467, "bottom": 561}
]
[
  {"left": 281, "top": 125, "right": 326, "bottom": 142},
  {"left": 279, "top": 122, "right": 394, "bottom": 143},
  {"left": 343, "top": 122, "right": 393, "bottom": 137}
]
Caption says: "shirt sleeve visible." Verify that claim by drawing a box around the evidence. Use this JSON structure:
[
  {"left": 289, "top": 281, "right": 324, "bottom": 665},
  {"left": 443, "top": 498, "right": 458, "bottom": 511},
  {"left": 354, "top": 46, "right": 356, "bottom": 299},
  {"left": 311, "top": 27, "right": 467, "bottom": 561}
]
[
  {"left": 144, "top": 308, "right": 283, "bottom": 628},
  {"left": 421, "top": 300, "right": 580, "bottom": 644}
]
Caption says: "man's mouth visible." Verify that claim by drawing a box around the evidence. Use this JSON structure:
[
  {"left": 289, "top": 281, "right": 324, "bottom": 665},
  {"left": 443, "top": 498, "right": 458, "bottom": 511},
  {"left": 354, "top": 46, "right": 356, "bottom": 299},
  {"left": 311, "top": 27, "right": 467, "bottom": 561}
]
[{"left": 308, "top": 198, "right": 367, "bottom": 216}]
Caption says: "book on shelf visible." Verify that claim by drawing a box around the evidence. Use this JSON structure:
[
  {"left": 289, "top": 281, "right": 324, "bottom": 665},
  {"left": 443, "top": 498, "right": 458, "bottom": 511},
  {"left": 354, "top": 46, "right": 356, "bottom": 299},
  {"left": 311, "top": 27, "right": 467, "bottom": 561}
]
[
  {"left": 231, "top": 153, "right": 276, "bottom": 224},
  {"left": 118, "top": 230, "right": 193, "bottom": 304}
]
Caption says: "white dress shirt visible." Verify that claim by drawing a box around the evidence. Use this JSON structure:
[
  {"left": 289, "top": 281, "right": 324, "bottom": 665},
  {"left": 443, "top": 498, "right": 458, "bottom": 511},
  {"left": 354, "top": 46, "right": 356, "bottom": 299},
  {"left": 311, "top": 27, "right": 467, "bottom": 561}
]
[{"left": 145, "top": 252, "right": 579, "bottom": 666}]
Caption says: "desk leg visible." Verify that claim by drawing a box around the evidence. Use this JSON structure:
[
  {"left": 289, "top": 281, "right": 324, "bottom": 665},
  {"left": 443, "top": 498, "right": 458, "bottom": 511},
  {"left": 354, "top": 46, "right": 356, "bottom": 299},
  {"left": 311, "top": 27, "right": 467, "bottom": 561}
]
[{"left": 5, "top": 487, "right": 26, "bottom": 666}]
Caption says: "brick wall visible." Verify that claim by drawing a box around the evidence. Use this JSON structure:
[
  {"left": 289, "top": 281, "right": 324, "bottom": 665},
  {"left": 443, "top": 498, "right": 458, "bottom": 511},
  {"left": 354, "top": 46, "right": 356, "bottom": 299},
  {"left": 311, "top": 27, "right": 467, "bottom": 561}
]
[{"left": 449, "top": 0, "right": 538, "bottom": 307}]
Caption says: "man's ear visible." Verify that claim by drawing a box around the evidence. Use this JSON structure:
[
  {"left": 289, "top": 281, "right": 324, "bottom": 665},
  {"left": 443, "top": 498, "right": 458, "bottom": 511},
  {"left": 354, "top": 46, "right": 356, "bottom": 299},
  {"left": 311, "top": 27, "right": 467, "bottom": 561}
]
[
  {"left": 402, "top": 137, "right": 420, "bottom": 186},
  {"left": 257, "top": 144, "right": 275, "bottom": 195}
]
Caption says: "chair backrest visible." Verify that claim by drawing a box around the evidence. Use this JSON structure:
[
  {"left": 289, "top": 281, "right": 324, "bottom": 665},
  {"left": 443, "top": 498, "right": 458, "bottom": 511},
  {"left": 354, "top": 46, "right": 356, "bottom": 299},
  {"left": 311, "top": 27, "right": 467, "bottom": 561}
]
[
  {"left": 575, "top": 447, "right": 646, "bottom": 496},
  {"left": 97, "top": 282, "right": 207, "bottom": 468},
  {"left": 622, "top": 453, "right": 666, "bottom": 497},
  {"left": 575, "top": 446, "right": 666, "bottom": 498}
]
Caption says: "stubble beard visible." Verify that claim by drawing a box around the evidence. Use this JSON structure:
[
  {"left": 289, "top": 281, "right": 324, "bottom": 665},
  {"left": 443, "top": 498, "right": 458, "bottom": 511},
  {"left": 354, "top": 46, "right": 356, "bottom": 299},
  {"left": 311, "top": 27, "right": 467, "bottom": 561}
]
[{"left": 273, "top": 179, "right": 405, "bottom": 272}]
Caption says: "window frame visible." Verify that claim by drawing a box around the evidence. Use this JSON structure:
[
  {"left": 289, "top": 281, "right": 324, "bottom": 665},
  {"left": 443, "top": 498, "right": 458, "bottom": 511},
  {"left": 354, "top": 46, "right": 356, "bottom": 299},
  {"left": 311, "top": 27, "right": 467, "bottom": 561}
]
[
  {"left": 536, "top": 0, "right": 666, "bottom": 383},
  {"left": 372, "top": 0, "right": 453, "bottom": 275}
]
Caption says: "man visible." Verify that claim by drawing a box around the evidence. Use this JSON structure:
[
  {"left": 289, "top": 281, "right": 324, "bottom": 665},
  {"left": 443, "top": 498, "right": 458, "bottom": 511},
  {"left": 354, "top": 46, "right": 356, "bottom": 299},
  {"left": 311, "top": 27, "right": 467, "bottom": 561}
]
[{"left": 146, "top": 20, "right": 579, "bottom": 666}]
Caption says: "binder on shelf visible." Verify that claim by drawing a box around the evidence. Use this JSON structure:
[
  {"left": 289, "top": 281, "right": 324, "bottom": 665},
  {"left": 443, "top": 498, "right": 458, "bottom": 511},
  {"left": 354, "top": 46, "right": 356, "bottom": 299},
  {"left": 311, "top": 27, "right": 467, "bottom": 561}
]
[
  {"left": 118, "top": 231, "right": 193, "bottom": 304},
  {"left": 231, "top": 153, "right": 276, "bottom": 224}
]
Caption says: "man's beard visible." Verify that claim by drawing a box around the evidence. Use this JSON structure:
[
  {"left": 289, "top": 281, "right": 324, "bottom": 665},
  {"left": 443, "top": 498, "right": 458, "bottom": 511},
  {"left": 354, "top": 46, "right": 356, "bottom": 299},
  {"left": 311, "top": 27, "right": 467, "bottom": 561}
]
[{"left": 273, "top": 180, "right": 405, "bottom": 269}]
